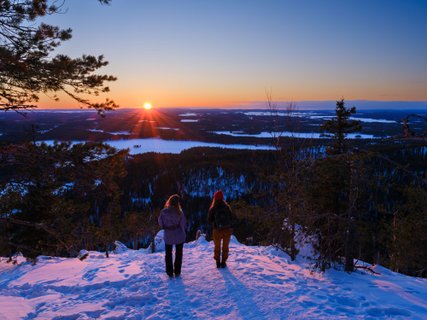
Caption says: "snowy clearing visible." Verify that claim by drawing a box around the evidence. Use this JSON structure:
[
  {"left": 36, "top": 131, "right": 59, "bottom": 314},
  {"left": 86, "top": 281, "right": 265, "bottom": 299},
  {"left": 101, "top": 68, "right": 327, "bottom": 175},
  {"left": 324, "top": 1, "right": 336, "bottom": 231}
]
[{"left": 1, "top": 237, "right": 426, "bottom": 319}]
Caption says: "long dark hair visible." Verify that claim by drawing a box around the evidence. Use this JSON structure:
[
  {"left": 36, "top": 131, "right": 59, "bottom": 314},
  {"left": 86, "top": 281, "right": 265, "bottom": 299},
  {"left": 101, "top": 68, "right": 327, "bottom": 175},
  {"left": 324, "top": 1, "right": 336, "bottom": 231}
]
[{"left": 165, "top": 194, "right": 182, "bottom": 215}]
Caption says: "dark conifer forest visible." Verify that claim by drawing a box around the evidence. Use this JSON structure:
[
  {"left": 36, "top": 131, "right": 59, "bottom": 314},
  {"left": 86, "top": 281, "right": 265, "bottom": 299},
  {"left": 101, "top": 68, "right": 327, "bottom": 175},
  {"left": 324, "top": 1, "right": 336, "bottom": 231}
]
[{"left": 1, "top": 103, "right": 426, "bottom": 277}]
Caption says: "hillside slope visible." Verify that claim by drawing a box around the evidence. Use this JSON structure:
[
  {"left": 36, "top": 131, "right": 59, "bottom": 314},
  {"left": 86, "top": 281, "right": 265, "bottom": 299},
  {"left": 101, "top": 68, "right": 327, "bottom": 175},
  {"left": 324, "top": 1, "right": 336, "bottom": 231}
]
[{"left": 0, "top": 236, "right": 426, "bottom": 319}]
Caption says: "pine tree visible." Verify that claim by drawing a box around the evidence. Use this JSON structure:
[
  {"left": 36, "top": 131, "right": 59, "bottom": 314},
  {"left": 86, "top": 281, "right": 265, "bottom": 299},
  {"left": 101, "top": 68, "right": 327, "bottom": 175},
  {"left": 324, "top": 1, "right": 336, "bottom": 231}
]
[
  {"left": 321, "top": 99, "right": 362, "bottom": 155},
  {"left": 384, "top": 186, "right": 427, "bottom": 276},
  {"left": 0, "top": 0, "right": 117, "bottom": 114},
  {"left": 0, "top": 142, "right": 127, "bottom": 258},
  {"left": 306, "top": 100, "right": 363, "bottom": 271}
]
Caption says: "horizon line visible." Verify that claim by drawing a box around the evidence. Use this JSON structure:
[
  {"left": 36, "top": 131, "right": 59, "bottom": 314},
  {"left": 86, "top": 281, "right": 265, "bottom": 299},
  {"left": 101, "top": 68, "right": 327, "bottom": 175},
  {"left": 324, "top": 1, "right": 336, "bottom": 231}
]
[{"left": 35, "top": 99, "right": 427, "bottom": 111}]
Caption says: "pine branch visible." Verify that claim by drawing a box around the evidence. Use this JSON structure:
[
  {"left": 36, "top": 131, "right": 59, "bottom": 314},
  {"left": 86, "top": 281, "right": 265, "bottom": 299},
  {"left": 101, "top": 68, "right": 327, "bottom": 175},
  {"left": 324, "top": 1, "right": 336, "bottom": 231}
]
[
  {"left": 0, "top": 217, "right": 68, "bottom": 248},
  {"left": 354, "top": 264, "right": 380, "bottom": 275}
]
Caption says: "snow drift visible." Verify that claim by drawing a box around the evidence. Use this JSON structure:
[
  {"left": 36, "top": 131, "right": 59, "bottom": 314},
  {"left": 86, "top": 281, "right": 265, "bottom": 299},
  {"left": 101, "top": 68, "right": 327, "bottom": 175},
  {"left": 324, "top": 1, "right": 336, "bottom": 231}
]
[{"left": 0, "top": 235, "right": 426, "bottom": 319}]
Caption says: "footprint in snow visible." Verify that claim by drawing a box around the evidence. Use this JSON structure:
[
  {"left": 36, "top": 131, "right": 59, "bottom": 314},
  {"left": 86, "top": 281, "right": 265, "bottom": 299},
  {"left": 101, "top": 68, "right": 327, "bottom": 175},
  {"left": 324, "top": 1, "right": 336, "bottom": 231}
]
[
  {"left": 82, "top": 268, "right": 99, "bottom": 282},
  {"left": 366, "top": 307, "right": 411, "bottom": 317},
  {"left": 331, "top": 295, "right": 360, "bottom": 307},
  {"left": 301, "top": 300, "right": 317, "bottom": 308},
  {"left": 404, "top": 288, "right": 420, "bottom": 294}
]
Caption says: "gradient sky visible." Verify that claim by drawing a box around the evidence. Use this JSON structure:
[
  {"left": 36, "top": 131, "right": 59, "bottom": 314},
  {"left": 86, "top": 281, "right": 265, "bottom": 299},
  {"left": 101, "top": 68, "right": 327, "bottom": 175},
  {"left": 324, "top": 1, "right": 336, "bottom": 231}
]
[{"left": 40, "top": 0, "right": 427, "bottom": 109}]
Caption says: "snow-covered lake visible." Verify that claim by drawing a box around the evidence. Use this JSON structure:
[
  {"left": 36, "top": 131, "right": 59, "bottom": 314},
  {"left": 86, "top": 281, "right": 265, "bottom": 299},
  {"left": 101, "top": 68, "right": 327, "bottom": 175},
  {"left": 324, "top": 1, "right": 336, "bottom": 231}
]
[
  {"left": 40, "top": 138, "right": 274, "bottom": 154},
  {"left": 180, "top": 119, "right": 199, "bottom": 123},
  {"left": 156, "top": 127, "right": 180, "bottom": 131},
  {"left": 243, "top": 111, "right": 317, "bottom": 117},
  {"left": 88, "top": 129, "right": 131, "bottom": 135},
  {"left": 178, "top": 113, "right": 197, "bottom": 117},
  {"left": 309, "top": 116, "right": 396, "bottom": 124},
  {"left": 243, "top": 111, "right": 396, "bottom": 124},
  {"left": 213, "top": 131, "right": 380, "bottom": 139}
]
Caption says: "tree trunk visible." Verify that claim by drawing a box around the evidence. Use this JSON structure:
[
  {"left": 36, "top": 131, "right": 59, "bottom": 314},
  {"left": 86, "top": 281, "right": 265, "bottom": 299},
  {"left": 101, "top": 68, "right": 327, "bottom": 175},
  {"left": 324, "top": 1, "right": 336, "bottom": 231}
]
[
  {"left": 344, "top": 159, "right": 357, "bottom": 272},
  {"left": 290, "top": 222, "right": 297, "bottom": 261},
  {"left": 344, "top": 227, "right": 355, "bottom": 272}
]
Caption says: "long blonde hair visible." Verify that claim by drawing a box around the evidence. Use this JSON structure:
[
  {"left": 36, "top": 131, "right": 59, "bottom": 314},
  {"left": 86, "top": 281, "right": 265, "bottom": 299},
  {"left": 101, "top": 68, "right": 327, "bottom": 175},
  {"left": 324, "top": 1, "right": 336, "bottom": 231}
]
[{"left": 165, "top": 194, "right": 182, "bottom": 215}]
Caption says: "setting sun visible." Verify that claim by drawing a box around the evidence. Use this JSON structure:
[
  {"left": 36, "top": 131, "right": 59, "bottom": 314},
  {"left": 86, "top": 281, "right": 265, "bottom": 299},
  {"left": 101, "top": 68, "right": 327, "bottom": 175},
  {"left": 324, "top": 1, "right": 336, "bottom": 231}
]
[{"left": 143, "top": 102, "right": 153, "bottom": 110}]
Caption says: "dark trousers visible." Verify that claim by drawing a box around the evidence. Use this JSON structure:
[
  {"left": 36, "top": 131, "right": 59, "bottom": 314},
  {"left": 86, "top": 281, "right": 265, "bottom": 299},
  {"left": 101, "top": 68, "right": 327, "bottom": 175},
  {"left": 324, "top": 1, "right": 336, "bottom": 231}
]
[{"left": 165, "top": 243, "right": 183, "bottom": 275}]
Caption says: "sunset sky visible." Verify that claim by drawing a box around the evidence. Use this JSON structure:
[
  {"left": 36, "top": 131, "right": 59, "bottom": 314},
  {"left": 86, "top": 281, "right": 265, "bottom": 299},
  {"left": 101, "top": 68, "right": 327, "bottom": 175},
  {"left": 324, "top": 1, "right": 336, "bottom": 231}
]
[{"left": 40, "top": 0, "right": 427, "bottom": 109}]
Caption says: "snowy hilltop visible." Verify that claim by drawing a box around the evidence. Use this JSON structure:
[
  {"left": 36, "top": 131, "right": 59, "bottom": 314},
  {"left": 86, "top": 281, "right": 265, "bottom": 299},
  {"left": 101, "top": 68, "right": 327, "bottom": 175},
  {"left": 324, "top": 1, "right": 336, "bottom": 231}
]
[{"left": 0, "top": 234, "right": 426, "bottom": 319}]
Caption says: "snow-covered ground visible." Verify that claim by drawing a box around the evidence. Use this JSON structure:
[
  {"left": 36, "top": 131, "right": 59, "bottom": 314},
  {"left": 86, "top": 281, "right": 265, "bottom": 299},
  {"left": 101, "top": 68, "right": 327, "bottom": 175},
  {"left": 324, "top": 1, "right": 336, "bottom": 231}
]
[{"left": 1, "top": 237, "right": 426, "bottom": 319}]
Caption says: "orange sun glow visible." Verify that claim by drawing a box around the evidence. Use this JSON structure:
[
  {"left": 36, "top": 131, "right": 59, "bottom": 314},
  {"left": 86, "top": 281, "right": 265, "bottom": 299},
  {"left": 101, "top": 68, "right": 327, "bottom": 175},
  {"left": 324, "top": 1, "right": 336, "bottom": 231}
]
[{"left": 143, "top": 102, "right": 153, "bottom": 110}]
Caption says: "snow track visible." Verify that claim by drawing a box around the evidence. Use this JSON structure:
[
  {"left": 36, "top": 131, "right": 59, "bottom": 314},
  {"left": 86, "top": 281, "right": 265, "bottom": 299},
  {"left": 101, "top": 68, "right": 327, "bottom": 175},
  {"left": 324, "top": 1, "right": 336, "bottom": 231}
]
[{"left": 1, "top": 237, "right": 426, "bottom": 319}]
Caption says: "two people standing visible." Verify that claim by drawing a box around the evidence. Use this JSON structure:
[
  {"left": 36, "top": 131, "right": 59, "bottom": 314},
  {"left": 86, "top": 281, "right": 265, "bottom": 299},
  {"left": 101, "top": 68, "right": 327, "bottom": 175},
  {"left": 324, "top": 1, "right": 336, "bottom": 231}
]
[{"left": 158, "top": 190, "right": 236, "bottom": 277}]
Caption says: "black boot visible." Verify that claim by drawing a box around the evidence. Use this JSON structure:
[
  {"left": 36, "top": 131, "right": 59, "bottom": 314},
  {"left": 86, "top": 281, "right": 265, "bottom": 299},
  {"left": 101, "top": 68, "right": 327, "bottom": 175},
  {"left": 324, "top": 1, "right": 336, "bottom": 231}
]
[
  {"left": 216, "top": 260, "right": 221, "bottom": 268},
  {"left": 221, "top": 260, "right": 227, "bottom": 268}
]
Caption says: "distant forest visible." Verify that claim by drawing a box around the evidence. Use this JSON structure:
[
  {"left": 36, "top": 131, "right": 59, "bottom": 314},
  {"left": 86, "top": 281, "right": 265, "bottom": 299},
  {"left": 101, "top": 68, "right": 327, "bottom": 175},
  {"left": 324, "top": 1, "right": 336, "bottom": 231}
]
[{"left": 1, "top": 103, "right": 426, "bottom": 278}]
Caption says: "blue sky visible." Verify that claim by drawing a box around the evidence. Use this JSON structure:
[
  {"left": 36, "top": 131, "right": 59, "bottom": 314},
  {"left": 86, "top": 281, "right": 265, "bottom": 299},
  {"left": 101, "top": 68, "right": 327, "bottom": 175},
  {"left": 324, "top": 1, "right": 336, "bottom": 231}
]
[{"left": 41, "top": 0, "right": 427, "bottom": 108}]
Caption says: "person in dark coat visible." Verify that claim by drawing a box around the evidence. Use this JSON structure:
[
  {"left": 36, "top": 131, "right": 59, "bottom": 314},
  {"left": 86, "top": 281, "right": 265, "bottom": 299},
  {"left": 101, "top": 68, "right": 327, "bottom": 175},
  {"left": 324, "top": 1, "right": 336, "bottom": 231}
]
[
  {"left": 158, "top": 194, "right": 186, "bottom": 277},
  {"left": 207, "top": 190, "right": 235, "bottom": 268}
]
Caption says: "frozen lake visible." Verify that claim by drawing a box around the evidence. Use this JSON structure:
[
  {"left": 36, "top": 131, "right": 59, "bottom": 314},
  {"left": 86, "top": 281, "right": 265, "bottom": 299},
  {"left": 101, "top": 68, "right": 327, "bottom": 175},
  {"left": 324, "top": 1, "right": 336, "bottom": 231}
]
[
  {"left": 40, "top": 138, "right": 274, "bottom": 155},
  {"left": 213, "top": 131, "right": 380, "bottom": 139},
  {"left": 241, "top": 111, "right": 397, "bottom": 123}
]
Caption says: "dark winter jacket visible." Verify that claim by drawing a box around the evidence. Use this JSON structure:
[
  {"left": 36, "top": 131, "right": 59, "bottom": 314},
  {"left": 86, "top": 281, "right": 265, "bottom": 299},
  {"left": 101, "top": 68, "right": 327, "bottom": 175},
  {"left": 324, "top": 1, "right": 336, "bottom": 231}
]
[
  {"left": 208, "top": 201, "right": 235, "bottom": 230},
  {"left": 158, "top": 207, "right": 186, "bottom": 245}
]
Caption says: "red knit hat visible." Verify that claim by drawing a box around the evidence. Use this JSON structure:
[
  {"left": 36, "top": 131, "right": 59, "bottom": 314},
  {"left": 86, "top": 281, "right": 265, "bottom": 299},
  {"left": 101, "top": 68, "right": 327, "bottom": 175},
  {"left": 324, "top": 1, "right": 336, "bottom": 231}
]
[{"left": 214, "top": 190, "right": 224, "bottom": 201}]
